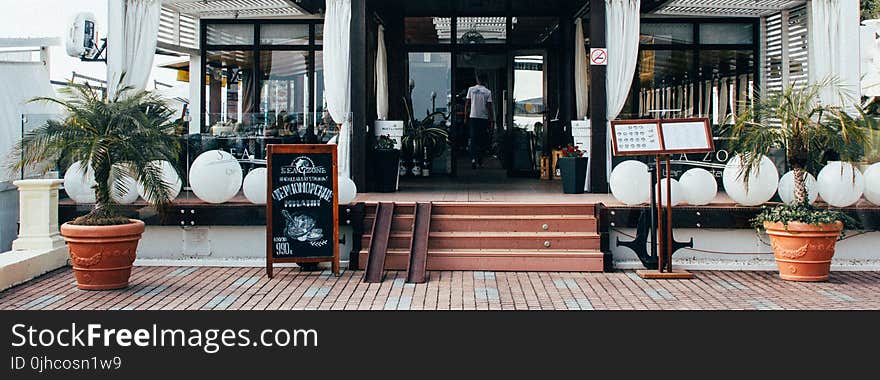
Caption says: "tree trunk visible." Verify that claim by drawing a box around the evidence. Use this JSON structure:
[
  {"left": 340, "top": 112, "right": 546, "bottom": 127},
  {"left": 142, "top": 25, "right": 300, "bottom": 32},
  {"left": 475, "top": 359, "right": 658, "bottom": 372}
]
[{"left": 792, "top": 166, "right": 808, "bottom": 206}]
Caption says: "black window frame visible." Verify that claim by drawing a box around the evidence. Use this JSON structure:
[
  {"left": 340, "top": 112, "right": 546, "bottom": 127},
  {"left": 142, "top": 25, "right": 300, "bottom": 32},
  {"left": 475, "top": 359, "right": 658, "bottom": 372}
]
[{"left": 200, "top": 19, "right": 324, "bottom": 133}]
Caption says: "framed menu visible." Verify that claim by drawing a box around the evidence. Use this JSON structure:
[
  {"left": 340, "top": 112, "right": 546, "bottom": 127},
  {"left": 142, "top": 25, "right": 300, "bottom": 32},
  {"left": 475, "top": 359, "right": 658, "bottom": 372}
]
[
  {"left": 266, "top": 144, "right": 339, "bottom": 278},
  {"left": 659, "top": 118, "right": 714, "bottom": 154},
  {"left": 611, "top": 117, "right": 713, "bottom": 156},
  {"left": 610, "top": 120, "right": 663, "bottom": 156}
]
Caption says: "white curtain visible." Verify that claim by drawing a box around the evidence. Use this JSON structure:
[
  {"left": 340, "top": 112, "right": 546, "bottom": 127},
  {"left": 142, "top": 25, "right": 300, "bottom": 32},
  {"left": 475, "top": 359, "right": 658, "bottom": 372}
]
[
  {"left": 574, "top": 18, "right": 589, "bottom": 120},
  {"left": 810, "top": 0, "right": 860, "bottom": 107},
  {"left": 604, "top": 0, "right": 641, "bottom": 181},
  {"left": 324, "top": 0, "right": 353, "bottom": 177},
  {"left": 376, "top": 25, "right": 389, "bottom": 120},
  {"left": 106, "top": 0, "right": 161, "bottom": 97}
]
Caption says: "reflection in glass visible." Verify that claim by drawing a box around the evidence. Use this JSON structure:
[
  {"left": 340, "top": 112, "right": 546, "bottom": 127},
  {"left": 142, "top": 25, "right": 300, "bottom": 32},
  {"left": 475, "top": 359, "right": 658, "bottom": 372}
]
[
  {"left": 205, "top": 51, "right": 256, "bottom": 132},
  {"left": 640, "top": 23, "right": 693, "bottom": 45},
  {"left": 206, "top": 24, "right": 254, "bottom": 45},
  {"left": 408, "top": 52, "right": 452, "bottom": 118},
  {"left": 260, "top": 51, "right": 309, "bottom": 138},
  {"left": 313, "top": 51, "right": 337, "bottom": 143},
  {"left": 700, "top": 24, "right": 753, "bottom": 45},
  {"left": 405, "top": 17, "right": 451, "bottom": 44},
  {"left": 457, "top": 17, "right": 507, "bottom": 44},
  {"left": 260, "top": 24, "right": 309, "bottom": 45},
  {"left": 510, "top": 17, "right": 559, "bottom": 45}
]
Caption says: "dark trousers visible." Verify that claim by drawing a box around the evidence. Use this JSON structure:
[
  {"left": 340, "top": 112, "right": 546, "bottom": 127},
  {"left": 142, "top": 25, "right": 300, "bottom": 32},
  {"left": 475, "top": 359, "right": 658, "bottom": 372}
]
[{"left": 467, "top": 118, "right": 490, "bottom": 164}]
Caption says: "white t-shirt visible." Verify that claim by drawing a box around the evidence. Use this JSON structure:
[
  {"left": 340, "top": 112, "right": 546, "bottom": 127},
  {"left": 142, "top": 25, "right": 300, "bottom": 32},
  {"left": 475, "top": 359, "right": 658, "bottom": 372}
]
[{"left": 466, "top": 84, "right": 493, "bottom": 119}]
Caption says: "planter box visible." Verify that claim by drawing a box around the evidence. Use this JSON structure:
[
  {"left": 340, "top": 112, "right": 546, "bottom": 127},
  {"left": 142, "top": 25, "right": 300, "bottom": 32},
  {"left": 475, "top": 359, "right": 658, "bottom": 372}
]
[
  {"left": 374, "top": 149, "right": 401, "bottom": 192},
  {"left": 559, "top": 156, "right": 589, "bottom": 194}
]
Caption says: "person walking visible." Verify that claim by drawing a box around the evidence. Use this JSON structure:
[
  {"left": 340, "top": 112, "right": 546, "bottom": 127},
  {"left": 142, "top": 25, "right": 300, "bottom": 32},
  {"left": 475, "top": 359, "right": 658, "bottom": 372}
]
[{"left": 464, "top": 73, "right": 494, "bottom": 169}]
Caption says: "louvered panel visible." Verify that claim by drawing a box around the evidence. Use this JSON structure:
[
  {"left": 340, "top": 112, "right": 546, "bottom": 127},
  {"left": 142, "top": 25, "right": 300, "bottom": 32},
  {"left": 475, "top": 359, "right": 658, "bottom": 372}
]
[{"left": 655, "top": 0, "right": 806, "bottom": 17}]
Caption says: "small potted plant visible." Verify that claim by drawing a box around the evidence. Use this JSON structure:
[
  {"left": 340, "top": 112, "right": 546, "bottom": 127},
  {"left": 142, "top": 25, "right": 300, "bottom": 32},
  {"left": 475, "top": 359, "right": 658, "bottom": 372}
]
[
  {"left": 730, "top": 81, "right": 874, "bottom": 281},
  {"left": 11, "top": 79, "right": 181, "bottom": 290},
  {"left": 401, "top": 99, "right": 449, "bottom": 178},
  {"left": 559, "top": 144, "right": 588, "bottom": 194},
  {"left": 373, "top": 134, "right": 401, "bottom": 192}
]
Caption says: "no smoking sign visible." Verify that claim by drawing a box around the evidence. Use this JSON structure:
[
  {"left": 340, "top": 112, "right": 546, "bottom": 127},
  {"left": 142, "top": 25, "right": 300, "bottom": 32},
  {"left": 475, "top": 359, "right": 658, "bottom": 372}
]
[{"left": 590, "top": 48, "right": 608, "bottom": 66}]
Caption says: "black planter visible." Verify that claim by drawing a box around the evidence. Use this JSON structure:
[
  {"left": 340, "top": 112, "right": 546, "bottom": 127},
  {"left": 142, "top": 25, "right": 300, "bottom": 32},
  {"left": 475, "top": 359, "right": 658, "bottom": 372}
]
[
  {"left": 559, "top": 156, "right": 588, "bottom": 194},
  {"left": 374, "top": 149, "right": 401, "bottom": 192}
]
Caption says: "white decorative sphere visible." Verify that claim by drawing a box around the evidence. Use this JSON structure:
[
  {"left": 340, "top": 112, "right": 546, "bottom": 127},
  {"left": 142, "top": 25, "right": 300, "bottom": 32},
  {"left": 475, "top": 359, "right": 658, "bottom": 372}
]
[
  {"left": 242, "top": 168, "right": 267, "bottom": 204},
  {"left": 679, "top": 168, "right": 718, "bottom": 206},
  {"left": 338, "top": 176, "right": 357, "bottom": 204},
  {"left": 817, "top": 161, "right": 864, "bottom": 207},
  {"left": 189, "top": 150, "right": 243, "bottom": 204},
  {"left": 64, "top": 161, "right": 97, "bottom": 203},
  {"left": 722, "top": 154, "right": 779, "bottom": 206},
  {"left": 864, "top": 163, "right": 880, "bottom": 205},
  {"left": 657, "top": 178, "right": 683, "bottom": 207},
  {"left": 111, "top": 174, "right": 139, "bottom": 204},
  {"left": 137, "top": 160, "right": 182, "bottom": 204},
  {"left": 610, "top": 160, "right": 650, "bottom": 205},
  {"left": 777, "top": 171, "right": 819, "bottom": 205}
]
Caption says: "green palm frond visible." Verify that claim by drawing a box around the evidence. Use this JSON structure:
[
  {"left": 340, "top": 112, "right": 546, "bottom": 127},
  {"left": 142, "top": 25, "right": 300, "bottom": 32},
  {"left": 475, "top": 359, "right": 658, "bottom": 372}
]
[
  {"left": 8, "top": 76, "right": 181, "bottom": 225},
  {"left": 728, "top": 79, "right": 876, "bottom": 205}
]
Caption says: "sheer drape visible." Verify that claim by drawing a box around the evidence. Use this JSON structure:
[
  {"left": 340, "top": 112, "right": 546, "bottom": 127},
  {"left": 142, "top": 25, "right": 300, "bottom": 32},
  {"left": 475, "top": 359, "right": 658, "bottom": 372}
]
[
  {"left": 574, "top": 18, "right": 589, "bottom": 120},
  {"left": 376, "top": 25, "right": 389, "bottom": 120},
  {"left": 323, "top": 0, "right": 353, "bottom": 177},
  {"left": 604, "top": 0, "right": 641, "bottom": 180},
  {"left": 106, "top": 0, "right": 161, "bottom": 96}
]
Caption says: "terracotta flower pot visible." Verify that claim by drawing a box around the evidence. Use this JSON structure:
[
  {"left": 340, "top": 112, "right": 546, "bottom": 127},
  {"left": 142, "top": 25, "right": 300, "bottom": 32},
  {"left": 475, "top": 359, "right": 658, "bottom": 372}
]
[
  {"left": 763, "top": 221, "right": 843, "bottom": 282},
  {"left": 60, "top": 219, "right": 145, "bottom": 290}
]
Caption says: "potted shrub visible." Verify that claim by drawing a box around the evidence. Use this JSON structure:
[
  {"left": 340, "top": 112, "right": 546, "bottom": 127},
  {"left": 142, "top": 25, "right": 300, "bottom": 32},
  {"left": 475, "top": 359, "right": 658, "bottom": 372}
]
[
  {"left": 559, "top": 144, "right": 588, "bottom": 194},
  {"left": 374, "top": 134, "right": 401, "bottom": 192},
  {"left": 730, "top": 81, "right": 874, "bottom": 281},
  {"left": 401, "top": 99, "right": 450, "bottom": 178},
  {"left": 11, "top": 81, "right": 181, "bottom": 290}
]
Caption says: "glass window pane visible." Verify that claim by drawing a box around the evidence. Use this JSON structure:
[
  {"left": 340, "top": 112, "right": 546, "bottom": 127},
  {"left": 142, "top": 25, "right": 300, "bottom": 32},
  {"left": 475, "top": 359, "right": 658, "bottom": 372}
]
[
  {"left": 457, "top": 17, "right": 507, "bottom": 44},
  {"left": 205, "top": 51, "right": 257, "bottom": 132},
  {"left": 700, "top": 23, "right": 753, "bottom": 44},
  {"left": 206, "top": 24, "right": 254, "bottom": 45},
  {"left": 313, "top": 51, "right": 337, "bottom": 143},
  {"left": 640, "top": 23, "right": 693, "bottom": 45},
  {"left": 621, "top": 50, "right": 694, "bottom": 119},
  {"left": 510, "top": 17, "right": 559, "bottom": 45},
  {"left": 406, "top": 17, "right": 451, "bottom": 44},
  {"left": 409, "top": 52, "right": 452, "bottom": 116},
  {"left": 259, "top": 51, "right": 309, "bottom": 138},
  {"left": 260, "top": 24, "right": 308, "bottom": 45},
  {"left": 315, "top": 24, "right": 323, "bottom": 45}
]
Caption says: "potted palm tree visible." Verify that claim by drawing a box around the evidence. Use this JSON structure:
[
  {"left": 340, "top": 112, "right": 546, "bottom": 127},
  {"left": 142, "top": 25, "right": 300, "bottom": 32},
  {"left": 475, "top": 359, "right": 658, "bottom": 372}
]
[
  {"left": 11, "top": 80, "right": 181, "bottom": 290},
  {"left": 729, "top": 81, "right": 874, "bottom": 281}
]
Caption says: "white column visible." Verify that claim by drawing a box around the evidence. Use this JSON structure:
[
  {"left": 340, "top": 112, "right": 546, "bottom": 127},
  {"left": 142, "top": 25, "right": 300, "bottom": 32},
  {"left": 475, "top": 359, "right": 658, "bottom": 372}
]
[
  {"left": 11, "top": 179, "right": 65, "bottom": 252},
  {"left": 839, "top": 0, "right": 861, "bottom": 105},
  {"left": 189, "top": 18, "right": 202, "bottom": 134}
]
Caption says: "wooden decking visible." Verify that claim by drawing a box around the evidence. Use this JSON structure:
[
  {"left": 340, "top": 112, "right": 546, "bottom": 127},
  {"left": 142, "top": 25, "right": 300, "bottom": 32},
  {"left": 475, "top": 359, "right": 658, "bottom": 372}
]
[{"left": 3, "top": 267, "right": 880, "bottom": 310}]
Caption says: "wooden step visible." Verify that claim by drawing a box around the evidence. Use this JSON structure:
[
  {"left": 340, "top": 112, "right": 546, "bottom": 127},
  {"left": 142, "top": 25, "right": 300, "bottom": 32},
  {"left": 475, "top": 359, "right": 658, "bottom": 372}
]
[
  {"left": 364, "top": 202, "right": 596, "bottom": 216},
  {"left": 358, "top": 249, "right": 604, "bottom": 272},
  {"left": 364, "top": 214, "right": 597, "bottom": 233},
  {"left": 363, "top": 232, "right": 600, "bottom": 251}
]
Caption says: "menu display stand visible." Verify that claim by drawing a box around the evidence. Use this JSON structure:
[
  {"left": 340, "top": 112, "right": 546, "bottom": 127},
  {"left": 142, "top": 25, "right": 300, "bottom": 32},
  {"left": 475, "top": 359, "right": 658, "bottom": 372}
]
[{"left": 611, "top": 117, "right": 713, "bottom": 279}]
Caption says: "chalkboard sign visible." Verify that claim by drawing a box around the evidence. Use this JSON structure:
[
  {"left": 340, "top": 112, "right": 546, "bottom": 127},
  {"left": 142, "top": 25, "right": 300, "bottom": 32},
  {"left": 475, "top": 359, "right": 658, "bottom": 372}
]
[{"left": 266, "top": 144, "right": 339, "bottom": 278}]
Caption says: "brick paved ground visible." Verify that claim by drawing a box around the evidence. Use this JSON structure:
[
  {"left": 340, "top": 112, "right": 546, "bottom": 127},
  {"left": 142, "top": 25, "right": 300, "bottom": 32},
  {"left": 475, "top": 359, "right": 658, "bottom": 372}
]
[{"left": 1, "top": 267, "right": 879, "bottom": 310}]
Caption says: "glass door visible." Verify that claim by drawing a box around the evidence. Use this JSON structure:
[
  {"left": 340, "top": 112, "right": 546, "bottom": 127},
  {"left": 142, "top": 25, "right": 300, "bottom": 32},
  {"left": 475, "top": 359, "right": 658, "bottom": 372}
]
[{"left": 509, "top": 52, "right": 546, "bottom": 176}]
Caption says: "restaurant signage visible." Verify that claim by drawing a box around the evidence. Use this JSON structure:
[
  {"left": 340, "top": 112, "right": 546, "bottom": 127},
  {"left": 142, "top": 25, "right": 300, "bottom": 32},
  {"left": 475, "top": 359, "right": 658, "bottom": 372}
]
[{"left": 266, "top": 145, "right": 339, "bottom": 278}]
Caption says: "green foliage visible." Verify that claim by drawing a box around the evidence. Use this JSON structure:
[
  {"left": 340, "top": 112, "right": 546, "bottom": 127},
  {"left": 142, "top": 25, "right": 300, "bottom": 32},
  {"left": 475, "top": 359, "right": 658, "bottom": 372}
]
[
  {"left": 374, "top": 134, "right": 397, "bottom": 151},
  {"left": 10, "top": 77, "right": 181, "bottom": 225},
  {"left": 863, "top": 0, "right": 880, "bottom": 21},
  {"left": 752, "top": 204, "right": 860, "bottom": 235},
  {"left": 725, "top": 80, "right": 878, "bottom": 205},
  {"left": 402, "top": 98, "right": 450, "bottom": 160}
]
